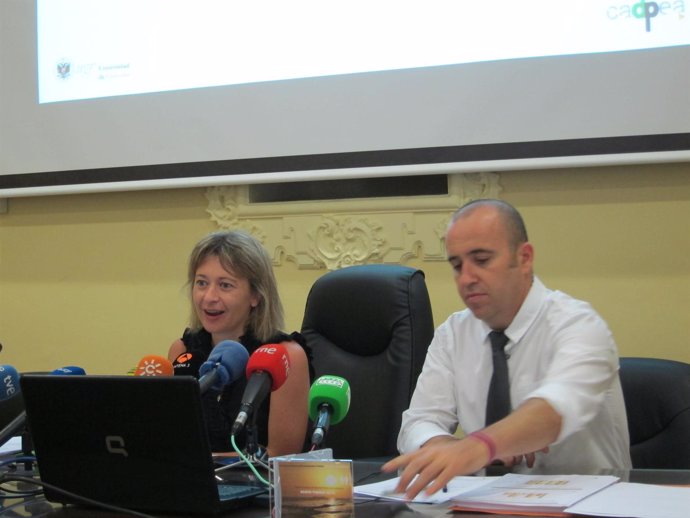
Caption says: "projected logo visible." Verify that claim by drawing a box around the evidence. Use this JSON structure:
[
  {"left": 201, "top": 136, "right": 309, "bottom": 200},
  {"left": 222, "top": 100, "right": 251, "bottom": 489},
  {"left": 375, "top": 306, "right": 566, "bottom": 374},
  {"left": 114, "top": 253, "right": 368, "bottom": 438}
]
[
  {"left": 607, "top": 1, "right": 686, "bottom": 32},
  {"left": 634, "top": 1, "right": 661, "bottom": 31},
  {"left": 56, "top": 60, "right": 71, "bottom": 79}
]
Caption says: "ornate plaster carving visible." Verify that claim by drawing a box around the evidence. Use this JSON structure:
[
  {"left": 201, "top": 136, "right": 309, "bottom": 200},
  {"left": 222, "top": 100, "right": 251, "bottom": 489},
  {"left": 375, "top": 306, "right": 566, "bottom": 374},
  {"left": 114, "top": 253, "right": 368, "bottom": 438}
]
[{"left": 205, "top": 172, "right": 501, "bottom": 270}]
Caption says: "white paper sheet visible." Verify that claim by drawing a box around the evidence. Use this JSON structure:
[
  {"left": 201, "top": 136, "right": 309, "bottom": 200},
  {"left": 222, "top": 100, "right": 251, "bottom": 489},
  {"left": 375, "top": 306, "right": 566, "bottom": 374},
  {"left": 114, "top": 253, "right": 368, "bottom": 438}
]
[
  {"left": 0, "top": 436, "right": 22, "bottom": 455},
  {"left": 565, "top": 482, "right": 690, "bottom": 518},
  {"left": 354, "top": 475, "right": 492, "bottom": 504}
]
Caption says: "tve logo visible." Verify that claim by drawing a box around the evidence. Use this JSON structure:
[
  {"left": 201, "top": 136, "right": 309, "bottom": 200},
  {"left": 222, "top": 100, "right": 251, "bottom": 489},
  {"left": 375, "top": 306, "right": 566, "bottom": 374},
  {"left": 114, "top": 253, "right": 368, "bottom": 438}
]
[
  {"left": 607, "top": 1, "right": 686, "bottom": 32},
  {"left": 0, "top": 365, "right": 18, "bottom": 398},
  {"left": 2, "top": 374, "right": 17, "bottom": 398},
  {"left": 254, "top": 345, "right": 290, "bottom": 377}
]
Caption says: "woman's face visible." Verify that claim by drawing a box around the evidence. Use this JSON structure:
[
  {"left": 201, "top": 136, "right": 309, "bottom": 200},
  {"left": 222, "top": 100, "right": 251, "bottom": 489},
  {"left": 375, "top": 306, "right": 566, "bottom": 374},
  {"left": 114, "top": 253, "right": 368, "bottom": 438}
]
[{"left": 192, "top": 255, "right": 259, "bottom": 343}]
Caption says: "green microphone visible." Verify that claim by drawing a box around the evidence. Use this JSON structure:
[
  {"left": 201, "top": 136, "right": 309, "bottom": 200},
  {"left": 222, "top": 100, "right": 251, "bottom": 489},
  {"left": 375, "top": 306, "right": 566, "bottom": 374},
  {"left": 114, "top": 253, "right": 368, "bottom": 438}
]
[{"left": 308, "top": 375, "right": 351, "bottom": 448}]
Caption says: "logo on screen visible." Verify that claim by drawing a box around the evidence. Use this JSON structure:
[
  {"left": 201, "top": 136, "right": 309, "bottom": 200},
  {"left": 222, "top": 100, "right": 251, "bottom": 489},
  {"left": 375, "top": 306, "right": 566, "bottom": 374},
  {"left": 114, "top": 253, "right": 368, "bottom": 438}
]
[
  {"left": 56, "top": 60, "right": 71, "bottom": 79},
  {"left": 606, "top": 1, "right": 686, "bottom": 32},
  {"left": 633, "top": 1, "right": 660, "bottom": 31}
]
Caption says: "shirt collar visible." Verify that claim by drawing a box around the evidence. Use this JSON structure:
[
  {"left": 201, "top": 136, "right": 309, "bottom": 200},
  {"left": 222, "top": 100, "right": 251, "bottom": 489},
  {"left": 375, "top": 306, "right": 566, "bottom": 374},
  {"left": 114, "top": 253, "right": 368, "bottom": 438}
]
[
  {"left": 503, "top": 275, "right": 547, "bottom": 345},
  {"left": 478, "top": 275, "right": 547, "bottom": 347},
  {"left": 477, "top": 275, "right": 549, "bottom": 349}
]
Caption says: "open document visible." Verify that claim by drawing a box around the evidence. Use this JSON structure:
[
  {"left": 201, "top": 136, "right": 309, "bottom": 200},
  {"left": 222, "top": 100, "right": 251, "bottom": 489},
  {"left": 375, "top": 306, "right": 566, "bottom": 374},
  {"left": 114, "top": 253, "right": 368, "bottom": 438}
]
[
  {"left": 449, "top": 474, "right": 619, "bottom": 516},
  {"left": 356, "top": 472, "right": 690, "bottom": 517}
]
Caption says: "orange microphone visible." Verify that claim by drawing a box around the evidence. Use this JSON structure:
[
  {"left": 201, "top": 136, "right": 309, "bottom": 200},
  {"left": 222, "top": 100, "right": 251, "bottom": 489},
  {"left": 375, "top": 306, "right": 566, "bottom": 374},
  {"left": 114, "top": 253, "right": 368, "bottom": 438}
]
[{"left": 134, "top": 355, "right": 174, "bottom": 377}]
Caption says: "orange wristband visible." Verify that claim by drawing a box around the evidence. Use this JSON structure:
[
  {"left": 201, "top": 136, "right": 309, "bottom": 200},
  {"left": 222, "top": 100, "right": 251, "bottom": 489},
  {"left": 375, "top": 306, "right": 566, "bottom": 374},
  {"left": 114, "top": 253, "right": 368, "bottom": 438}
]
[{"left": 468, "top": 431, "right": 497, "bottom": 463}]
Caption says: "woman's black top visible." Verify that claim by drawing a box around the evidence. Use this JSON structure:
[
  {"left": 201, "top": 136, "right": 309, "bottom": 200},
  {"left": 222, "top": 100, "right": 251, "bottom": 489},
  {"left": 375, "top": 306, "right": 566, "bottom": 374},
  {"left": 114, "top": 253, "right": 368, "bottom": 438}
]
[{"left": 180, "top": 327, "right": 313, "bottom": 452}]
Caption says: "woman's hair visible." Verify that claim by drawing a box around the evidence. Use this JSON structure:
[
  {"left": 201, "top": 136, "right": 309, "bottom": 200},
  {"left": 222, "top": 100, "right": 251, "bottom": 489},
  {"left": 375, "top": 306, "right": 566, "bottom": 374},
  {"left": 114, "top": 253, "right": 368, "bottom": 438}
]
[{"left": 186, "top": 230, "right": 284, "bottom": 342}]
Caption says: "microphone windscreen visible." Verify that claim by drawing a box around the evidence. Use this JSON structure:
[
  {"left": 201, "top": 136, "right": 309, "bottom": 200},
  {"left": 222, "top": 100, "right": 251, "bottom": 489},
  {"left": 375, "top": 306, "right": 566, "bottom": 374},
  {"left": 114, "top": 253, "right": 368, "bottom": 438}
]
[
  {"left": 0, "top": 365, "right": 20, "bottom": 401},
  {"left": 173, "top": 352, "right": 204, "bottom": 378},
  {"left": 135, "top": 355, "right": 174, "bottom": 377},
  {"left": 198, "top": 340, "right": 249, "bottom": 385},
  {"left": 51, "top": 366, "right": 87, "bottom": 375},
  {"left": 245, "top": 343, "right": 290, "bottom": 391},
  {"left": 308, "top": 375, "right": 351, "bottom": 424}
]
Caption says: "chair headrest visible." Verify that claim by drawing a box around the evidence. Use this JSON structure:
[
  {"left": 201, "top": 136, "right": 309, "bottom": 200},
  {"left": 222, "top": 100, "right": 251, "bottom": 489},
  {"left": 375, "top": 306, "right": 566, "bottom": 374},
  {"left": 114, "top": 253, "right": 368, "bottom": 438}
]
[{"left": 301, "top": 264, "right": 427, "bottom": 356}]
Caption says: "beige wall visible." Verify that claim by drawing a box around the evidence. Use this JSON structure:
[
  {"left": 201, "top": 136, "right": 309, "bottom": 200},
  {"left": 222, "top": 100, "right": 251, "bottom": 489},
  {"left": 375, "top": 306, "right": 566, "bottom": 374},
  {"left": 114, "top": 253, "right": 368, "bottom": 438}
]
[{"left": 1, "top": 162, "right": 688, "bottom": 374}]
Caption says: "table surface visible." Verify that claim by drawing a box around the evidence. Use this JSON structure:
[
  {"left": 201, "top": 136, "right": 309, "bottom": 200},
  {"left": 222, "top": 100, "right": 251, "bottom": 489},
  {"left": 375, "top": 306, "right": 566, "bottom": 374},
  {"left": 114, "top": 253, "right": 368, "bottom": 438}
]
[{"left": 1, "top": 458, "right": 689, "bottom": 518}]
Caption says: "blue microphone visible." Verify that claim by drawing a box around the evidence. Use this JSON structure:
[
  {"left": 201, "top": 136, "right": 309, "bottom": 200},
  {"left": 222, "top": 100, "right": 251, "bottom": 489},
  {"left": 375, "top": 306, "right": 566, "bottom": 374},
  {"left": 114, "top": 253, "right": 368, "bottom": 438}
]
[
  {"left": 0, "top": 365, "right": 87, "bottom": 448},
  {"left": 198, "top": 341, "right": 249, "bottom": 394},
  {"left": 51, "top": 366, "right": 87, "bottom": 376},
  {"left": 0, "top": 365, "right": 23, "bottom": 447},
  {"left": 0, "top": 365, "right": 20, "bottom": 401}
]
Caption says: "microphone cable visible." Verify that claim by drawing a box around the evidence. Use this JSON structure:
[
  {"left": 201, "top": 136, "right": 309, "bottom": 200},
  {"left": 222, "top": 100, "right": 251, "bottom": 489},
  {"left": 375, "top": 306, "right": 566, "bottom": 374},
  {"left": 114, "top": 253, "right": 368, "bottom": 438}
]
[
  {"left": 0, "top": 456, "right": 41, "bottom": 499},
  {"left": 0, "top": 473, "right": 157, "bottom": 518},
  {"left": 0, "top": 455, "right": 37, "bottom": 469},
  {"left": 226, "top": 434, "right": 270, "bottom": 487}
]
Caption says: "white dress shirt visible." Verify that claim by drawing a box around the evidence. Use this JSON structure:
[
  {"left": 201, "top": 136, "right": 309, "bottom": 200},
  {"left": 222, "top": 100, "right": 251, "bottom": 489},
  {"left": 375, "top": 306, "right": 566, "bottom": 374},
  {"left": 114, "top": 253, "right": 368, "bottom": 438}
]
[{"left": 398, "top": 276, "right": 632, "bottom": 472}]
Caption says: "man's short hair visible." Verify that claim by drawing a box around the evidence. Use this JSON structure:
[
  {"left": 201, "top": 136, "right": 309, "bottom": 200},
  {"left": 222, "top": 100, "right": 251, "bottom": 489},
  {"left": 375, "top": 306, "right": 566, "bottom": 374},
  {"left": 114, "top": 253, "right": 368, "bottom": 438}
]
[{"left": 451, "top": 199, "right": 528, "bottom": 250}]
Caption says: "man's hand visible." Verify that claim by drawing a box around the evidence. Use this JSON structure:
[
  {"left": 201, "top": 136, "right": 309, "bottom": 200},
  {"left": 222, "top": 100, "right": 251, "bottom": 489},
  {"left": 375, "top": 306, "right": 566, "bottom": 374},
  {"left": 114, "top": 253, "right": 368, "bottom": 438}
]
[
  {"left": 382, "top": 398, "right": 561, "bottom": 500},
  {"left": 381, "top": 435, "right": 492, "bottom": 500}
]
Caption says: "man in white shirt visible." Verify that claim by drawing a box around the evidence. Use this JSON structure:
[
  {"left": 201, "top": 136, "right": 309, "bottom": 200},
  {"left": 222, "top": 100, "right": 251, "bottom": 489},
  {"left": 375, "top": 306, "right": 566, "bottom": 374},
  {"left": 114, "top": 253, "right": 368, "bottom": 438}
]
[{"left": 383, "top": 199, "right": 631, "bottom": 499}]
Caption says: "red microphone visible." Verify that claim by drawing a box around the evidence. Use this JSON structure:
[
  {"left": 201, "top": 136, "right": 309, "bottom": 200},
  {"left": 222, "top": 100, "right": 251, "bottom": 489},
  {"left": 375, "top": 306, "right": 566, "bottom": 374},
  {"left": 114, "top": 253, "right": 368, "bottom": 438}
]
[
  {"left": 231, "top": 344, "right": 290, "bottom": 436},
  {"left": 134, "top": 355, "right": 174, "bottom": 377}
]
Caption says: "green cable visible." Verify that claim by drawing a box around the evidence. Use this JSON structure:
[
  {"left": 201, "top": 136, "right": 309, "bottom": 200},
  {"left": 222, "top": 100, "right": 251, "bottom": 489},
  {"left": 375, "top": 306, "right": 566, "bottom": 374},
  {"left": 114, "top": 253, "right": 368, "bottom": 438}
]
[{"left": 230, "top": 434, "right": 271, "bottom": 486}]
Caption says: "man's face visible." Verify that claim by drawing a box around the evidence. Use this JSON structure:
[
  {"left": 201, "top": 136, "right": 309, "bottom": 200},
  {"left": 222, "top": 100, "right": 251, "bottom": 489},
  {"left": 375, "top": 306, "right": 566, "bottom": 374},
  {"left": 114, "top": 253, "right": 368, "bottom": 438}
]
[{"left": 445, "top": 205, "right": 533, "bottom": 330}]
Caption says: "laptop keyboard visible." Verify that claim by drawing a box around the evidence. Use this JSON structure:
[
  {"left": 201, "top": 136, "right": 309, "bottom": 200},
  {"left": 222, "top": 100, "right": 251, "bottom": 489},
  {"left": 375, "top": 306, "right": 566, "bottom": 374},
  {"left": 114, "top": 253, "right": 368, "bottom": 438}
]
[{"left": 218, "top": 484, "right": 265, "bottom": 501}]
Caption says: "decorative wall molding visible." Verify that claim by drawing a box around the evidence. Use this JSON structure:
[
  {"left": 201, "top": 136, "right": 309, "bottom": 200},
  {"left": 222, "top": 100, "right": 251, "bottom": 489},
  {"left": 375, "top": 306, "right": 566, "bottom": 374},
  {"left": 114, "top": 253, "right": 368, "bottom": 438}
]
[{"left": 206, "top": 172, "right": 502, "bottom": 270}]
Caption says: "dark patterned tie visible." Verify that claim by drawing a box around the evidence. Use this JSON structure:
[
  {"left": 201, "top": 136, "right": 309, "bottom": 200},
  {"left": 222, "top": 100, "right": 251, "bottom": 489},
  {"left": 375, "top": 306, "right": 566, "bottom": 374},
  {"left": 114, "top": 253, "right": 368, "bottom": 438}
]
[{"left": 485, "top": 331, "right": 511, "bottom": 426}]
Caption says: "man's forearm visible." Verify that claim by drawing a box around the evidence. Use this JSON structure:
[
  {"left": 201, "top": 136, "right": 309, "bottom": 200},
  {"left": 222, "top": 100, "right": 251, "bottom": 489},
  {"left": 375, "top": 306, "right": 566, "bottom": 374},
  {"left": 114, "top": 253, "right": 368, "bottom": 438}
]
[{"left": 483, "top": 397, "right": 562, "bottom": 460}]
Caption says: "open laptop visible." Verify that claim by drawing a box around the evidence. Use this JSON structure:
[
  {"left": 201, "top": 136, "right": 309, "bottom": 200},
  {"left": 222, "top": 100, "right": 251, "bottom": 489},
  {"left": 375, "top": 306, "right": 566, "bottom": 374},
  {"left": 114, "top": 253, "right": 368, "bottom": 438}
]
[{"left": 19, "top": 374, "right": 267, "bottom": 515}]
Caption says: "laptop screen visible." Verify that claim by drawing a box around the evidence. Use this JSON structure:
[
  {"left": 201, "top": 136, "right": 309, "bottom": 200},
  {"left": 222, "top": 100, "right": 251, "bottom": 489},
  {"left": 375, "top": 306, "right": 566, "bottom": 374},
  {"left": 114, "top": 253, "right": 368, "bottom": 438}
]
[{"left": 20, "top": 374, "right": 265, "bottom": 514}]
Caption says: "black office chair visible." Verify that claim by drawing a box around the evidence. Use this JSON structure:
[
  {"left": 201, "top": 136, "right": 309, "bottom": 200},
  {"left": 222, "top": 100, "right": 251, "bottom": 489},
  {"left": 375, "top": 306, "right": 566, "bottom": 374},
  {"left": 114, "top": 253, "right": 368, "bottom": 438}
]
[
  {"left": 301, "top": 264, "right": 434, "bottom": 459},
  {"left": 619, "top": 357, "right": 690, "bottom": 469}
]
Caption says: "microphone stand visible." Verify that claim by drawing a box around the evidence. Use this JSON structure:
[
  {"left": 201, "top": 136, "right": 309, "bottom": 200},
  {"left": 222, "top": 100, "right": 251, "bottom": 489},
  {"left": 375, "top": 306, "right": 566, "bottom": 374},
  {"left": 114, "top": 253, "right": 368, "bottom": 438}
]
[
  {"left": 243, "top": 420, "right": 270, "bottom": 470},
  {"left": 216, "top": 413, "right": 270, "bottom": 474},
  {"left": 21, "top": 427, "right": 34, "bottom": 472}
]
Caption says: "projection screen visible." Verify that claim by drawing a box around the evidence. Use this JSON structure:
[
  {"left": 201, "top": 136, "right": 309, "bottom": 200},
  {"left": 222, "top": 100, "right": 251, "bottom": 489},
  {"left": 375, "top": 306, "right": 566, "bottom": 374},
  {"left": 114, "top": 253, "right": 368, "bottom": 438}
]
[{"left": 1, "top": 0, "right": 689, "bottom": 197}]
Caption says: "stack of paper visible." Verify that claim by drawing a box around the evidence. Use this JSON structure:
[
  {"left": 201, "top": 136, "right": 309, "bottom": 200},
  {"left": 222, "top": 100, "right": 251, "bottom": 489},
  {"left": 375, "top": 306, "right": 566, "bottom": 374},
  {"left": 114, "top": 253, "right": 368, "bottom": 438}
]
[{"left": 565, "top": 482, "right": 690, "bottom": 518}]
